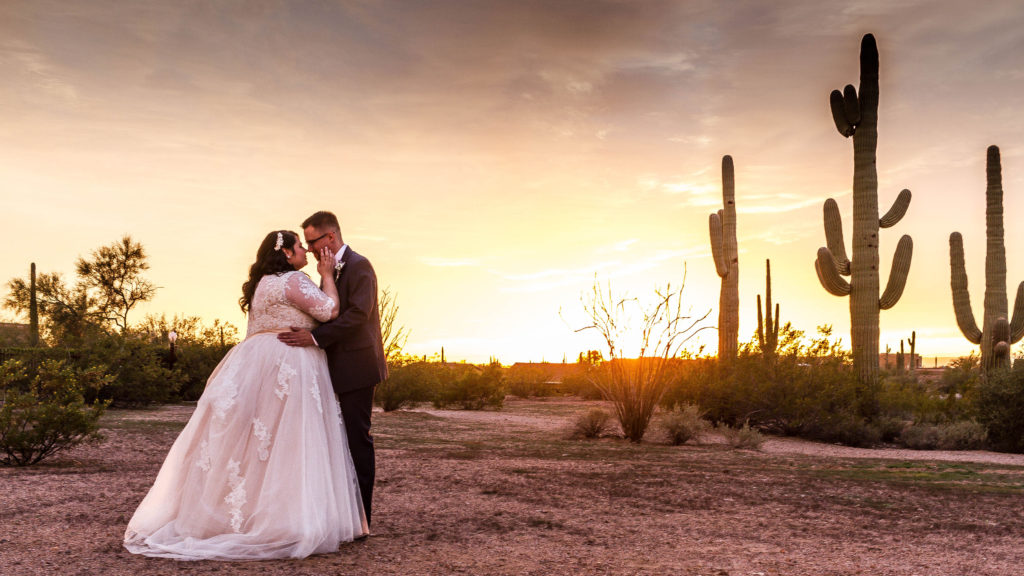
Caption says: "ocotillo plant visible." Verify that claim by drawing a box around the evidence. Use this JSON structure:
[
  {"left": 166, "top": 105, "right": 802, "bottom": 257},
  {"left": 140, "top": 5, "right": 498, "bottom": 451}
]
[
  {"left": 756, "top": 259, "right": 780, "bottom": 359},
  {"left": 709, "top": 155, "right": 739, "bottom": 359},
  {"left": 29, "top": 262, "right": 39, "bottom": 347},
  {"left": 814, "top": 34, "right": 913, "bottom": 413},
  {"left": 949, "top": 145, "right": 1024, "bottom": 373}
]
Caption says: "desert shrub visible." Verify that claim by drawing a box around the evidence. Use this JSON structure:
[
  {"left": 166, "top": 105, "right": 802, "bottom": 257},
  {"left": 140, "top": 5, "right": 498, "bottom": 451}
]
[
  {"left": 171, "top": 342, "right": 230, "bottom": 401},
  {"left": 661, "top": 404, "right": 709, "bottom": 445},
  {"left": 898, "top": 421, "right": 988, "bottom": 451},
  {"left": 77, "top": 335, "right": 183, "bottom": 407},
  {"left": 560, "top": 370, "right": 603, "bottom": 400},
  {"left": 0, "top": 359, "right": 109, "bottom": 466},
  {"left": 432, "top": 362, "right": 505, "bottom": 410},
  {"left": 376, "top": 360, "right": 438, "bottom": 411},
  {"left": 716, "top": 420, "right": 764, "bottom": 450},
  {"left": 505, "top": 364, "right": 556, "bottom": 398},
  {"left": 975, "top": 361, "right": 1024, "bottom": 452},
  {"left": 874, "top": 416, "right": 908, "bottom": 443},
  {"left": 572, "top": 408, "right": 613, "bottom": 439},
  {"left": 801, "top": 414, "right": 882, "bottom": 448}
]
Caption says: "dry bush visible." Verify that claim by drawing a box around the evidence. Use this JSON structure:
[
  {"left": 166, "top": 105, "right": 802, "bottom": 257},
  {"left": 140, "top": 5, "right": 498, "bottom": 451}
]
[
  {"left": 572, "top": 408, "right": 613, "bottom": 439},
  {"left": 661, "top": 404, "right": 709, "bottom": 445},
  {"left": 717, "top": 420, "right": 764, "bottom": 450}
]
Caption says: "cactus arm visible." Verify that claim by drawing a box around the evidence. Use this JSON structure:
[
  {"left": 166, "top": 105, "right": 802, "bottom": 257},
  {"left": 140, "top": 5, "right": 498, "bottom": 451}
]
[
  {"left": 830, "top": 90, "right": 854, "bottom": 137},
  {"left": 1010, "top": 281, "right": 1024, "bottom": 343},
  {"left": 879, "top": 235, "right": 913, "bottom": 310},
  {"left": 823, "top": 199, "right": 851, "bottom": 275},
  {"left": 949, "top": 232, "right": 983, "bottom": 345},
  {"left": 756, "top": 294, "right": 765, "bottom": 349},
  {"left": 992, "top": 317, "right": 1011, "bottom": 362},
  {"left": 815, "top": 247, "right": 851, "bottom": 296},
  {"left": 772, "top": 302, "right": 780, "bottom": 348},
  {"left": 880, "top": 189, "right": 912, "bottom": 228},
  {"left": 709, "top": 211, "right": 727, "bottom": 277},
  {"left": 842, "top": 85, "right": 861, "bottom": 126}
]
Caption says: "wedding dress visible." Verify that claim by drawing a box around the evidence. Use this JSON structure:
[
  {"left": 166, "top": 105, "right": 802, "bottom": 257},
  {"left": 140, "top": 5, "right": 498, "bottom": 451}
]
[{"left": 124, "top": 271, "right": 367, "bottom": 560}]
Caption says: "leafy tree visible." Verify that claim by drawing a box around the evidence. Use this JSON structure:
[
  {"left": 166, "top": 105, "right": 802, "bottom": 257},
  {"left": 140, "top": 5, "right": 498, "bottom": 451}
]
[
  {"left": 4, "top": 272, "right": 105, "bottom": 345},
  {"left": 4, "top": 236, "right": 157, "bottom": 343},
  {"left": 75, "top": 235, "right": 157, "bottom": 333}
]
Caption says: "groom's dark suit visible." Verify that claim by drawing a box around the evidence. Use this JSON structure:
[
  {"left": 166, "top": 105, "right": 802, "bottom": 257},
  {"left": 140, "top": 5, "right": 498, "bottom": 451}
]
[{"left": 310, "top": 246, "right": 388, "bottom": 526}]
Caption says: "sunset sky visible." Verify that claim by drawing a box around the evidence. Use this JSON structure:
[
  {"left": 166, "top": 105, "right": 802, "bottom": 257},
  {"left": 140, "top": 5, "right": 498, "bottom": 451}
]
[{"left": 2, "top": 1, "right": 1023, "bottom": 363}]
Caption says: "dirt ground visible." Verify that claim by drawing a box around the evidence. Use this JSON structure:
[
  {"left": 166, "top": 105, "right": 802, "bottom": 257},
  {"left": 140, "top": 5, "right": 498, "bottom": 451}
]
[{"left": 2, "top": 397, "right": 1023, "bottom": 576}]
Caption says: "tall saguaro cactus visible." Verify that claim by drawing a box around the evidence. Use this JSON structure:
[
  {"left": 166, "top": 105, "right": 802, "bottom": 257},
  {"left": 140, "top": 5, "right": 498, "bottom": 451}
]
[
  {"left": 949, "top": 145, "right": 1024, "bottom": 373},
  {"left": 29, "top": 262, "right": 39, "bottom": 347},
  {"left": 814, "top": 34, "right": 913, "bottom": 408},
  {"left": 709, "top": 155, "right": 739, "bottom": 359},
  {"left": 757, "top": 259, "right": 780, "bottom": 359}
]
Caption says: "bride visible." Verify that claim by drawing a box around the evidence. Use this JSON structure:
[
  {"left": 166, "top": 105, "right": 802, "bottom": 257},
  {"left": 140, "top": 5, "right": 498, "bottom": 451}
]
[{"left": 124, "top": 230, "right": 368, "bottom": 560}]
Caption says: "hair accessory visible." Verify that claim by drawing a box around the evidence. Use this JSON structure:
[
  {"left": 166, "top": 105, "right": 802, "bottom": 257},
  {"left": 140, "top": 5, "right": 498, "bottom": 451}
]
[{"left": 274, "top": 232, "right": 284, "bottom": 251}]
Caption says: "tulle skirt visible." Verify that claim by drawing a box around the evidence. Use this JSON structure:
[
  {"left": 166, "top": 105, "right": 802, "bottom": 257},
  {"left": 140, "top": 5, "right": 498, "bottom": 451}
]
[{"left": 124, "top": 333, "right": 367, "bottom": 560}]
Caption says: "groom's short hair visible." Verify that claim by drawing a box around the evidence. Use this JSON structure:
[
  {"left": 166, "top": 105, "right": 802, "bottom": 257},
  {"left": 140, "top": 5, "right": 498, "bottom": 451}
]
[{"left": 302, "top": 211, "right": 341, "bottom": 233}]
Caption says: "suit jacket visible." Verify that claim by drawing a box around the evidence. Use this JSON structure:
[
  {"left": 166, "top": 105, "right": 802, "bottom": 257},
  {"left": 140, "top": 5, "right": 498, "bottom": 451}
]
[{"left": 311, "top": 247, "right": 389, "bottom": 394}]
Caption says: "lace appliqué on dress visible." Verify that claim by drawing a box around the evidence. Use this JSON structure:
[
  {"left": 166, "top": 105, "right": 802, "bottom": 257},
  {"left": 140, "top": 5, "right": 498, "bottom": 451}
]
[
  {"left": 311, "top": 373, "right": 323, "bottom": 415},
  {"left": 225, "top": 459, "right": 247, "bottom": 533},
  {"left": 252, "top": 418, "right": 271, "bottom": 462},
  {"left": 211, "top": 361, "right": 241, "bottom": 419},
  {"left": 275, "top": 359, "right": 295, "bottom": 400},
  {"left": 196, "top": 440, "right": 212, "bottom": 472}
]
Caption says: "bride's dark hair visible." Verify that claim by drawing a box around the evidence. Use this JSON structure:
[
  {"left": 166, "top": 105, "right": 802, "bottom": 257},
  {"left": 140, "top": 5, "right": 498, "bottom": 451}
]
[{"left": 239, "top": 230, "right": 300, "bottom": 313}]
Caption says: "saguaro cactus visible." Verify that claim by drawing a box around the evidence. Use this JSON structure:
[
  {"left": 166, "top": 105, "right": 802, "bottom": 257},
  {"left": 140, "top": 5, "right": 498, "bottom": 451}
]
[
  {"left": 949, "top": 145, "right": 1024, "bottom": 373},
  {"left": 814, "top": 34, "right": 913, "bottom": 409},
  {"left": 29, "top": 262, "right": 39, "bottom": 347},
  {"left": 907, "top": 331, "right": 916, "bottom": 372},
  {"left": 757, "top": 259, "right": 780, "bottom": 358},
  {"left": 709, "top": 155, "right": 739, "bottom": 359}
]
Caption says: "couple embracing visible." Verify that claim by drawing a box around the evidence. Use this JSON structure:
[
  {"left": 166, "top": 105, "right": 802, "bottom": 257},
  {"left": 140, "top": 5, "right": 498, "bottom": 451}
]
[{"left": 124, "top": 211, "right": 387, "bottom": 561}]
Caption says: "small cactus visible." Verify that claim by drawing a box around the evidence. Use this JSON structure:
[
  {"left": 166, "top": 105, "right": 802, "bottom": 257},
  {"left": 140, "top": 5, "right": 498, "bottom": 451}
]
[
  {"left": 907, "top": 331, "right": 916, "bottom": 372},
  {"left": 756, "top": 259, "right": 780, "bottom": 359},
  {"left": 709, "top": 155, "right": 739, "bottom": 359},
  {"left": 949, "top": 145, "right": 1024, "bottom": 373},
  {"left": 813, "top": 34, "right": 913, "bottom": 412}
]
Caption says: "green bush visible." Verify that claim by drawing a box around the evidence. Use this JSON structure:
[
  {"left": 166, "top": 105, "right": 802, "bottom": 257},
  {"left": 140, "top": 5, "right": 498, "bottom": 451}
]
[
  {"left": 661, "top": 404, "right": 709, "bottom": 445},
  {"left": 376, "top": 360, "right": 438, "bottom": 411},
  {"left": 78, "top": 335, "right": 183, "bottom": 407},
  {"left": 432, "top": 362, "right": 505, "bottom": 410},
  {"left": 572, "top": 408, "right": 613, "bottom": 439},
  {"left": 505, "top": 364, "right": 557, "bottom": 398},
  {"left": 0, "top": 359, "right": 109, "bottom": 466},
  {"left": 898, "top": 421, "right": 988, "bottom": 451},
  {"left": 559, "top": 370, "right": 603, "bottom": 399},
  {"left": 974, "top": 361, "right": 1024, "bottom": 452}
]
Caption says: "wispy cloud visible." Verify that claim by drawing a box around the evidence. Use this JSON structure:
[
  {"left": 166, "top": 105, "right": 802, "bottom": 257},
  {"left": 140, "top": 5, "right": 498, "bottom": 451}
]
[{"left": 420, "top": 257, "right": 480, "bottom": 268}]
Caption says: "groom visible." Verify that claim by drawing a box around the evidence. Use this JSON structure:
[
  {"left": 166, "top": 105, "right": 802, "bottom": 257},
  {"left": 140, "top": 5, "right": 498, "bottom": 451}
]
[{"left": 279, "top": 210, "right": 388, "bottom": 529}]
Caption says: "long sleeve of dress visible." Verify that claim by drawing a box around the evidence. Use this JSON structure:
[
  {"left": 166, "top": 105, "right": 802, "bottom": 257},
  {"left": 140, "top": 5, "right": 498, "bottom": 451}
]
[{"left": 284, "top": 272, "right": 337, "bottom": 323}]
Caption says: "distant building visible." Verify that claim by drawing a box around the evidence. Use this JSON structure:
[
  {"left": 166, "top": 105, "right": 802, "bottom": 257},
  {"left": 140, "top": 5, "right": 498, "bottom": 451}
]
[{"left": 0, "top": 322, "right": 30, "bottom": 346}]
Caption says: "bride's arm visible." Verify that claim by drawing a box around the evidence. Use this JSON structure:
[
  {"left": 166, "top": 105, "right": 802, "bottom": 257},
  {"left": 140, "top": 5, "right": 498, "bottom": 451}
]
[{"left": 284, "top": 270, "right": 340, "bottom": 322}]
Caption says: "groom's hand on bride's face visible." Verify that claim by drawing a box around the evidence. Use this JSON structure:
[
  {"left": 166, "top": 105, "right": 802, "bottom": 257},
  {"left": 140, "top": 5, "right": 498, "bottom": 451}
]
[{"left": 278, "top": 327, "right": 315, "bottom": 347}]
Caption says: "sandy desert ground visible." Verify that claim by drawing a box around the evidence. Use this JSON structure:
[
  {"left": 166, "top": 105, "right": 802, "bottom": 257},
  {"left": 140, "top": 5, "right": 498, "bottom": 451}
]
[{"left": 2, "top": 397, "right": 1023, "bottom": 576}]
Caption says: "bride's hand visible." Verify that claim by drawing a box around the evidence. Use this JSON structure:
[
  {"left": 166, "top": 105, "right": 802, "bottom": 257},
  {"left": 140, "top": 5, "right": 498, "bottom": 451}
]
[{"left": 317, "top": 247, "right": 336, "bottom": 278}]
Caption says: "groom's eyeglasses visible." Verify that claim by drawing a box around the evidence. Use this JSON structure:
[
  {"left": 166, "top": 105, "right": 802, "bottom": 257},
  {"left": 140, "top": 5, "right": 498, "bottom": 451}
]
[{"left": 306, "top": 232, "right": 330, "bottom": 248}]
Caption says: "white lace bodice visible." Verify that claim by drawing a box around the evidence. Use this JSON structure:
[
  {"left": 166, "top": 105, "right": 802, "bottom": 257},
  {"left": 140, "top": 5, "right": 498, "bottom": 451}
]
[{"left": 245, "top": 271, "right": 336, "bottom": 337}]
